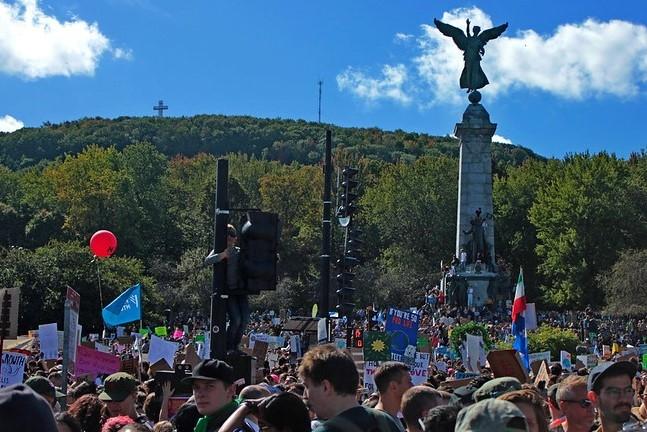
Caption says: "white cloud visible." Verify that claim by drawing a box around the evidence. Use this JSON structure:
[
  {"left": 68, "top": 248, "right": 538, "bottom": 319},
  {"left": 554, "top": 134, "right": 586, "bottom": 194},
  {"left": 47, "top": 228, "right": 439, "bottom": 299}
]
[
  {"left": 337, "top": 64, "right": 412, "bottom": 105},
  {"left": 112, "top": 47, "right": 133, "bottom": 61},
  {"left": 0, "top": 115, "right": 24, "bottom": 132},
  {"left": 339, "top": 7, "right": 647, "bottom": 105},
  {"left": 492, "top": 134, "right": 512, "bottom": 144},
  {"left": 0, "top": 0, "right": 127, "bottom": 79},
  {"left": 394, "top": 32, "right": 414, "bottom": 42}
]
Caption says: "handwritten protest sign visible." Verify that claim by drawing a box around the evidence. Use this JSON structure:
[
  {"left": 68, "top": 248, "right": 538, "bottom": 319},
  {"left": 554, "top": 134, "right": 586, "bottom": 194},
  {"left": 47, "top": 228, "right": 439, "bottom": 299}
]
[
  {"left": 363, "top": 352, "right": 430, "bottom": 393},
  {"left": 385, "top": 308, "right": 420, "bottom": 360},
  {"left": 75, "top": 345, "right": 120, "bottom": 377},
  {"left": 1, "top": 352, "right": 26, "bottom": 388},
  {"left": 39, "top": 323, "right": 59, "bottom": 360}
]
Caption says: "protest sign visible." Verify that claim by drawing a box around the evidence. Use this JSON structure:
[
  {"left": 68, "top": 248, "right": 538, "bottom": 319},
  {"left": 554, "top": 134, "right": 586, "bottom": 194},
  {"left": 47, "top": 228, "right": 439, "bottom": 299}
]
[
  {"left": 0, "top": 352, "right": 26, "bottom": 388},
  {"left": 385, "top": 308, "right": 420, "bottom": 359},
  {"left": 534, "top": 360, "right": 550, "bottom": 387},
  {"left": 154, "top": 326, "right": 167, "bottom": 337},
  {"left": 363, "top": 332, "right": 391, "bottom": 361},
  {"left": 75, "top": 345, "right": 120, "bottom": 377},
  {"left": 252, "top": 341, "right": 269, "bottom": 361},
  {"left": 528, "top": 351, "right": 551, "bottom": 365},
  {"left": 184, "top": 344, "right": 201, "bottom": 368},
  {"left": 149, "top": 335, "right": 178, "bottom": 368},
  {"left": 39, "top": 323, "right": 59, "bottom": 360},
  {"left": 95, "top": 342, "right": 111, "bottom": 353},
  {"left": 487, "top": 350, "right": 528, "bottom": 383},
  {"left": 335, "top": 338, "right": 347, "bottom": 350},
  {"left": 525, "top": 303, "right": 537, "bottom": 331},
  {"left": 455, "top": 371, "right": 480, "bottom": 380},
  {"left": 576, "top": 354, "right": 599, "bottom": 368},
  {"left": 317, "top": 318, "right": 327, "bottom": 343},
  {"left": 642, "top": 354, "right": 647, "bottom": 371},
  {"left": 120, "top": 357, "right": 137, "bottom": 375},
  {"left": 560, "top": 351, "right": 572, "bottom": 370},
  {"left": 465, "top": 334, "right": 484, "bottom": 372},
  {"left": 639, "top": 344, "right": 647, "bottom": 357},
  {"left": 267, "top": 352, "right": 279, "bottom": 370},
  {"left": 417, "top": 336, "right": 430, "bottom": 353},
  {"left": 363, "top": 352, "right": 430, "bottom": 392},
  {"left": 117, "top": 336, "right": 131, "bottom": 346}
]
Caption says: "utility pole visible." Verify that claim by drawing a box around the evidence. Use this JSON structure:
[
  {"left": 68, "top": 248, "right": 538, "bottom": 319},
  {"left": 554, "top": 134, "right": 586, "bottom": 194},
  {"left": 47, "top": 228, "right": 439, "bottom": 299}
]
[
  {"left": 209, "top": 159, "right": 229, "bottom": 360},
  {"left": 319, "top": 130, "right": 332, "bottom": 332},
  {"left": 153, "top": 100, "right": 168, "bottom": 117},
  {"left": 318, "top": 81, "right": 323, "bottom": 123}
]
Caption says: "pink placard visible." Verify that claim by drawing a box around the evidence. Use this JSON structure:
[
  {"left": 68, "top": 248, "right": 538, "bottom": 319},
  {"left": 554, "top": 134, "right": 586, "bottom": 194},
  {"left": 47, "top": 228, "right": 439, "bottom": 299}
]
[{"left": 75, "top": 345, "right": 121, "bottom": 377}]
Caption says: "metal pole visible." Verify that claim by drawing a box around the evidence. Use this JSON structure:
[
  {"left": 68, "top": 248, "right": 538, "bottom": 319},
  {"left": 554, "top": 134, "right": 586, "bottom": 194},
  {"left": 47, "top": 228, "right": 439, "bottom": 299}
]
[
  {"left": 319, "top": 131, "right": 332, "bottom": 333},
  {"left": 209, "top": 159, "right": 229, "bottom": 360},
  {"left": 61, "top": 298, "right": 71, "bottom": 410}
]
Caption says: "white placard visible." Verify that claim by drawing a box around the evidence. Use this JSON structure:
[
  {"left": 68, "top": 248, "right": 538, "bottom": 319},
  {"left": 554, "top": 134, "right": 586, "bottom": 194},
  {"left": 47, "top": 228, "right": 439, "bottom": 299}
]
[
  {"left": 317, "top": 318, "right": 327, "bottom": 343},
  {"left": 465, "top": 334, "right": 482, "bottom": 372},
  {"left": 95, "top": 342, "right": 111, "bottom": 353},
  {"left": 149, "top": 335, "right": 178, "bottom": 368},
  {"left": 1, "top": 352, "right": 27, "bottom": 388},
  {"left": 39, "top": 323, "right": 59, "bottom": 360},
  {"left": 528, "top": 351, "right": 551, "bottom": 365},
  {"left": 363, "top": 352, "right": 430, "bottom": 393}
]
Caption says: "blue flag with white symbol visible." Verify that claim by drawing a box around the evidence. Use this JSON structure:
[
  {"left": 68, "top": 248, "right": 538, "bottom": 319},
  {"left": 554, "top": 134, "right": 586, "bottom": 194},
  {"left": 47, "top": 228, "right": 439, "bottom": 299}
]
[{"left": 102, "top": 283, "right": 142, "bottom": 327}]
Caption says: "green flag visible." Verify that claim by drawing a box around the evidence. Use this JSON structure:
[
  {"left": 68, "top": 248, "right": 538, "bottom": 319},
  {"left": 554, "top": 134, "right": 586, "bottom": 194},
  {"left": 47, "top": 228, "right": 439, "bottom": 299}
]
[{"left": 364, "top": 331, "right": 392, "bottom": 361}]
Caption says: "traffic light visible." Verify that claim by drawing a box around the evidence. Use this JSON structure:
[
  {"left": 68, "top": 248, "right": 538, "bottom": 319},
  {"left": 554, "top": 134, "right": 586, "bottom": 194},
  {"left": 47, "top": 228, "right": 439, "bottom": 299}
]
[
  {"left": 335, "top": 258, "right": 356, "bottom": 315},
  {"left": 239, "top": 211, "right": 281, "bottom": 294},
  {"left": 345, "top": 228, "right": 362, "bottom": 263},
  {"left": 0, "top": 291, "right": 10, "bottom": 338},
  {"left": 352, "top": 328, "right": 364, "bottom": 348},
  {"left": 340, "top": 167, "right": 359, "bottom": 217}
]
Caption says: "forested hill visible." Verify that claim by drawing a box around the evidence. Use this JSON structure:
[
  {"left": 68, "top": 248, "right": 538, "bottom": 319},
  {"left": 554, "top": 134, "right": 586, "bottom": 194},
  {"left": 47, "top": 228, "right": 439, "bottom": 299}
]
[{"left": 0, "top": 115, "right": 542, "bottom": 170}]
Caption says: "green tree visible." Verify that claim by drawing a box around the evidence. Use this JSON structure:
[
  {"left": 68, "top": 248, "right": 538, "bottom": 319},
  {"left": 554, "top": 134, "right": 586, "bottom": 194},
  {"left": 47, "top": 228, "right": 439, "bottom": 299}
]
[
  {"left": 529, "top": 153, "right": 635, "bottom": 308},
  {"left": 527, "top": 325, "right": 579, "bottom": 360},
  {"left": 600, "top": 249, "right": 647, "bottom": 315}
]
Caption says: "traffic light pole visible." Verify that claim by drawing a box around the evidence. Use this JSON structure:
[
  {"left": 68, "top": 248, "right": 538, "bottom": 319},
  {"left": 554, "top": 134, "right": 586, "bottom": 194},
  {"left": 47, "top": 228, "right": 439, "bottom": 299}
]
[
  {"left": 319, "top": 130, "right": 332, "bottom": 337},
  {"left": 210, "top": 159, "right": 229, "bottom": 360}
]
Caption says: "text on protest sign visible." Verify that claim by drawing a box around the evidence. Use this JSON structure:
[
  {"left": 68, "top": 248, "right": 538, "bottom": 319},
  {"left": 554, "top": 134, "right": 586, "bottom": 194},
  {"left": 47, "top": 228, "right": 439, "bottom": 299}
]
[
  {"left": 75, "top": 345, "right": 121, "bottom": 377},
  {"left": 385, "top": 308, "right": 420, "bottom": 359},
  {"left": 363, "top": 352, "right": 430, "bottom": 393},
  {"left": 0, "top": 352, "right": 27, "bottom": 388}
]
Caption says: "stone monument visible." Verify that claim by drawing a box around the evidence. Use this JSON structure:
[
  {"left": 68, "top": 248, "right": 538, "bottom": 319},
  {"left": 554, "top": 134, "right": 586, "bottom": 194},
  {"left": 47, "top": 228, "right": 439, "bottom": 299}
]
[{"left": 435, "top": 17, "right": 508, "bottom": 307}]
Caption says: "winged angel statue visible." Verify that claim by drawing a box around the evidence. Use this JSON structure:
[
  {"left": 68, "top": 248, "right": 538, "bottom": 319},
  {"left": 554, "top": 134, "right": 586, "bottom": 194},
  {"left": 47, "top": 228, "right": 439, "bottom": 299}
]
[{"left": 434, "top": 18, "right": 508, "bottom": 92}]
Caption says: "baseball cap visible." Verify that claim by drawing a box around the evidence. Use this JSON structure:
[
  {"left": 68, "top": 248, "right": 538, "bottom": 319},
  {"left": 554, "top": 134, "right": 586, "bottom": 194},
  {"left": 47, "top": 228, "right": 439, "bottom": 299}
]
[
  {"left": 0, "top": 384, "right": 57, "bottom": 432},
  {"left": 456, "top": 399, "right": 528, "bottom": 432},
  {"left": 451, "top": 385, "right": 478, "bottom": 406},
  {"left": 473, "top": 377, "right": 521, "bottom": 402},
  {"left": 98, "top": 372, "right": 139, "bottom": 401},
  {"left": 24, "top": 376, "right": 66, "bottom": 399},
  {"left": 182, "top": 359, "right": 235, "bottom": 385},
  {"left": 588, "top": 361, "right": 636, "bottom": 393}
]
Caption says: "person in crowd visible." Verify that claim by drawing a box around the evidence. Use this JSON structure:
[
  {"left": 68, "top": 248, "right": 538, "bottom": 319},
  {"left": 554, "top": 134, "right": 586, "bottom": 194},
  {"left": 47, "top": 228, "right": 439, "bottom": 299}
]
[
  {"left": 632, "top": 386, "right": 647, "bottom": 422},
  {"left": 99, "top": 372, "right": 154, "bottom": 429},
  {"left": 374, "top": 361, "right": 413, "bottom": 431},
  {"left": 219, "top": 391, "right": 311, "bottom": 432},
  {"left": 67, "top": 394, "right": 106, "bottom": 432},
  {"left": 400, "top": 386, "right": 450, "bottom": 432},
  {"left": 55, "top": 412, "right": 83, "bottom": 432},
  {"left": 546, "top": 384, "right": 565, "bottom": 430},
  {"left": 25, "top": 375, "right": 66, "bottom": 412},
  {"left": 182, "top": 359, "right": 239, "bottom": 432},
  {"left": 205, "top": 224, "right": 249, "bottom": 354},
  {"left": 455, "top": 399, "right": 529, "bottom": 432},
  {"left": 152, "top": 421, "right": 175, "bottom": 432},
  {"left": 298, "top": 344, "right": 401, "bottom": 431},
  {"left": 588, "top": 361, "right": 638, "bottom": 432},
  {"left": 101, "top": 415, "right": 134, "bottom": 432},
  {"left": 498, "top": 388, "right": 549, "bottom": 432},
  {"left": 237, "top": 384, "right": 272, "bottom": 431},
  {"left": 473, "top": 376, "right": 522, "bottom": 402},
  {"left": 421, "top": 404, "right": 461, "bottom": 432},
  {"left": 0, "top": 384, "right": 58, "bottom": 432},
  {"left": 555, "top": 375, "right": 595, "bottom": 432}
]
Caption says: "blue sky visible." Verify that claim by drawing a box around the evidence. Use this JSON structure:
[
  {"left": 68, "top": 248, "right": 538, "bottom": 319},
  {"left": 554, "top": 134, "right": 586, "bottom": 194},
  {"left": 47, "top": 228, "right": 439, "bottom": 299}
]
[{"left": 0, "top": 0, "right": 646, "bottom": 158}]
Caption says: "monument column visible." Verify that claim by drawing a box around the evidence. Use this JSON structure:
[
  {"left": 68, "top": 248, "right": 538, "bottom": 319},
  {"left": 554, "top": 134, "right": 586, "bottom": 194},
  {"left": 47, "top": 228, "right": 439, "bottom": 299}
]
[{"left": 454, "top": 92, "right": 497, "bottom": 265}]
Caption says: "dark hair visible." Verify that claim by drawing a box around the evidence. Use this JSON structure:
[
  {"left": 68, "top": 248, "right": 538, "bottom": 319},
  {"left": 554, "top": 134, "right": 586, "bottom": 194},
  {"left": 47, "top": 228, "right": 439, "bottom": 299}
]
[
  {"left": 68, "top": 394, "right": 106, "bottom": 432},
  {"left": 298, "top": 345, "right": 358, "bottom": 395},
  {"left": 172, "top": 402, "right": 201, "bottom": 432},
  {"left": 55, "top": 412, "right": 82, "bottom": 432},
  {"left": 69, "top": 381, "right": 97, "bottom": 400},
  {"left": 374, "top": 362, "right": 410, "bottom": 394},
  {"left": 401, "top": 386, "right": 451, "bottom": 428},
  {"left": 422, "top": 405, "right": 461, "bottom": 432},
  {"left": 260, "top": 392, "right": 311, "bottom": 432},
  {"left": 143, "top": 392, "right": 161, "bottom": 423}
]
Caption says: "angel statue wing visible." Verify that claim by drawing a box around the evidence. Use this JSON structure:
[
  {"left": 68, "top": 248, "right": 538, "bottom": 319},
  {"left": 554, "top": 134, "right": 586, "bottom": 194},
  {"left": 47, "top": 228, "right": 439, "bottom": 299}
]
[
  {"left": 478, "top": 22, "right": 509, "bottom": 45},
  {"left": 434, "top": 18, "right": 467, "bottom": 51}
]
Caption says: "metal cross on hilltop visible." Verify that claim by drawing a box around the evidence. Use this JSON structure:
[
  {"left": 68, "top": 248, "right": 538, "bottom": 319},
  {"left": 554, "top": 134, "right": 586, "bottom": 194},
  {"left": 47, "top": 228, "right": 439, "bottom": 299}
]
[{"left": 153, "top": 100, "right": 168, "bottom": 117}]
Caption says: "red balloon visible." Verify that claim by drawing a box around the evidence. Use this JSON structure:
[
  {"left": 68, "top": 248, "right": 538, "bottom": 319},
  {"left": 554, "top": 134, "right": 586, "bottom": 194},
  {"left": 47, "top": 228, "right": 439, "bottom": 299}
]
[{"left": 90, "top": 230, "right": 118, "bottom": 258}]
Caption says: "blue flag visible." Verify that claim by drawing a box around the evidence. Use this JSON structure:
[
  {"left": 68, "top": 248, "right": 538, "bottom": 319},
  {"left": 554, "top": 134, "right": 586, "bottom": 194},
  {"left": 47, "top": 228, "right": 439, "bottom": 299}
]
[{"left": 102, "top": 283, "right": 142, "bottom": 327}]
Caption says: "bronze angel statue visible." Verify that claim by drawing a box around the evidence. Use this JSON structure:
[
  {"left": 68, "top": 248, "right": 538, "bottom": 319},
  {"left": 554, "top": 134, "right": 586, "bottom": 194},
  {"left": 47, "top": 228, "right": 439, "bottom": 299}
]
[{"left": 434, "top": 18, "right": 508, "bottom": 92}]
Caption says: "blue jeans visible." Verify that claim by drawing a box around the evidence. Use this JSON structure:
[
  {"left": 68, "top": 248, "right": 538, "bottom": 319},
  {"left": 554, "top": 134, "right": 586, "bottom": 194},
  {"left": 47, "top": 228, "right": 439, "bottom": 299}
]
[{"left": 226, "top": 295, "right": 250, "bottom": 350}]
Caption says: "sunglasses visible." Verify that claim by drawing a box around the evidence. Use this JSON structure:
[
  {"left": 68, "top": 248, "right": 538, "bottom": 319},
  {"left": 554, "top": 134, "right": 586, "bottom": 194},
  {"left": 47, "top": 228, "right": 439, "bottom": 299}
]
[{"left": 561, "top": 399, "right": 593, "bottom": 408}]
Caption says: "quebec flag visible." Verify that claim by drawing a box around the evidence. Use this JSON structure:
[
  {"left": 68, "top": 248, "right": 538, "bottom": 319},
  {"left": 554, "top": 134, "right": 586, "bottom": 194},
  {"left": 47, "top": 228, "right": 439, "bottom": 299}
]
[
  {"left": 511, "top": 269, "right": 529, "bottom": 369},
  {"left": 102, "top": 283, "right": 142, "bottom": 327}
]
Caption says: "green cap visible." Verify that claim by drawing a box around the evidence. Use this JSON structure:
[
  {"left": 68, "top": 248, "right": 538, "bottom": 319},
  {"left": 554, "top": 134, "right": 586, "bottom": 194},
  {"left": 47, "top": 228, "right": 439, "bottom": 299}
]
[
  {"left": 98, "top": 372, "right": 138, "bottom": 402},
  {"left": 473, "top": 377, "right": 521, "bottom": 402},
  {"left": 456, "top": 399, "right": 529, "bottom": 432},
  {"left": 24, "top": 376, "right": 66, "bottom": 399}
]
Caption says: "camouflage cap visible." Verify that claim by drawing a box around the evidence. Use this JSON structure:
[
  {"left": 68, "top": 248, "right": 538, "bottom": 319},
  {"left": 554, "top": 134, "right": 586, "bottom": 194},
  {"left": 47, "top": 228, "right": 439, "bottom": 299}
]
[
  {"left": 456, "top": 399, "right": 529, "bottom": 432},
  {"left": 473, "top": 377, "right": 521, "bottom": 402}
]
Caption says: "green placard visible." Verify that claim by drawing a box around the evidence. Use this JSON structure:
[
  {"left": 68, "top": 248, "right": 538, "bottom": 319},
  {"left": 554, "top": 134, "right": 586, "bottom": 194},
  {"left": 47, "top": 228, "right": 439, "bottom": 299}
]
[
  {"left": 364, "top": 331, "right": 392, "bottom": 361},
  {"left": 154, "top": 326, "right": 168, "bottom": 337},
  {"left": 417, "top": 336, "right": 429, "bottom": 348},
  {"left": 642, "top": 354, "right": 647, "bottom": 370},
  {"left": 195, "top": 334, "right": 205, "bottom": 343},
  {"left": 139, "top": 328, "right": 151, "bottom": 336}
]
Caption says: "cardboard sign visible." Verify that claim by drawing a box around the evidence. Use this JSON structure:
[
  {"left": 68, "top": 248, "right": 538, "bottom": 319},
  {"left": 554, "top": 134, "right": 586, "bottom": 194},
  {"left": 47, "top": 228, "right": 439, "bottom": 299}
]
[
  {"left": 120, "top": 357, "right": 137, "bottom": 375},
  {"left": 149, "top": 358, "right": 173, "bottom": 374},
  {"left": 0, "top": 352, "right": 27, "bottom": 388},
  {"left": 76, "top": 345, "right": 120, "bottom": 377},
  {"left": 487, "top": 350, "right": 528, "bottom": 383},
  {"left": 252, "top": 341, "right": 269, "bottom": 361},
  {"left": 440, "top": 377, "right": 473, "bottom": 388},
  {"left": 183, "top": 344, "right": 201, "bottom": 368},
  {"left": 534, "top": 360, "right": 550, "bottom": 387}
]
